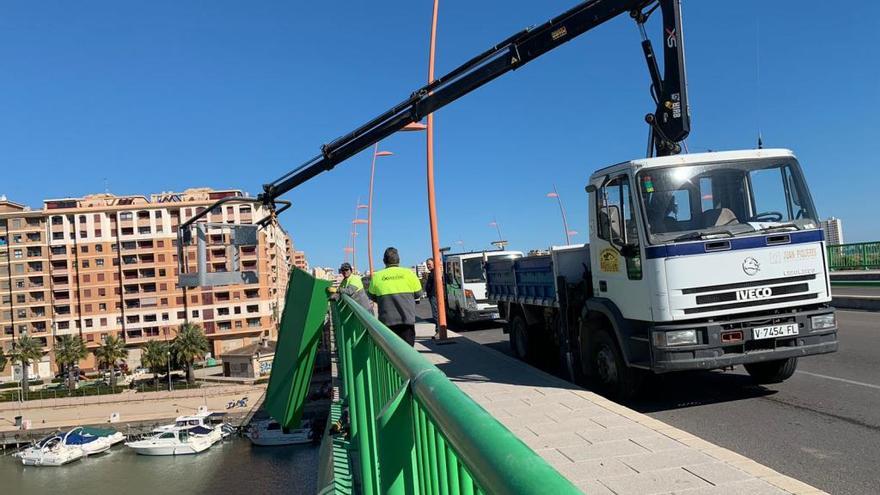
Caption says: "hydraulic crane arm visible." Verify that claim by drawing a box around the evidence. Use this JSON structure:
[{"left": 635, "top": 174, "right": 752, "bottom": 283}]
[{"left": 260, "top": 0, "right": 689, "bottom": 204}]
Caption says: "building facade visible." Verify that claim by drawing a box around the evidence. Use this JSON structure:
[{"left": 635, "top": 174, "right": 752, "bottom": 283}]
[
  {"left": 0, "top": 189, "right": 301, "bottom": 381},
  {"left": 821, "top": 217, "right": 844, "bottom": 246}
]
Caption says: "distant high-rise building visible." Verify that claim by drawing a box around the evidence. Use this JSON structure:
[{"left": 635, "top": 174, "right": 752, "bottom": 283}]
[
  {"left": 0, "top": 188, "right": 300, "bottom": 381},
  {"left": 821, "top": 217, "right": 844, "bottom": 245}
]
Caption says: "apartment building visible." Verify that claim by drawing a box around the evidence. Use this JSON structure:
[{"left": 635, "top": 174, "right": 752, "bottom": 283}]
[
  {"left": 821, "top": 217, "right": 844, "bottom": 246},
  {"left": 0, "top": 189, "right": 300, "bottom": 381}
]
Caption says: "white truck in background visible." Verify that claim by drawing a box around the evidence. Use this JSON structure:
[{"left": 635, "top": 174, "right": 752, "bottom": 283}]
[
  {"left": 486, "top": 149, "right": 838, "bottom": 398},
  {"left": 442, "top": 250, "right": 522, "bottom": 324}
]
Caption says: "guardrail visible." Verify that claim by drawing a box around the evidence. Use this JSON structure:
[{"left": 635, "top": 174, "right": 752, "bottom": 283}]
[
  {"left": 330, "top": 293, "right": 580, "bottom": 495},
  {"left": 827, "top": 242, "right": 880, "bottom": 271}
]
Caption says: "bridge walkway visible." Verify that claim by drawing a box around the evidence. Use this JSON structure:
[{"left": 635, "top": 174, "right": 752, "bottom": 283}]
[{"left": 413, "top": 323, "right": 826, "bottom": 495}]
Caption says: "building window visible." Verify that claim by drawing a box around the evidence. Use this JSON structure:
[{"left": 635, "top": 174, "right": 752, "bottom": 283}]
[
  {"left": 120, "top": 212, "right": 132, "bottom": 220},
  {"left": 84, "top": 289, "right": 91, "bottom": 297},
  {"left": 83, "top": 275, "right": 90, "bottom": 283},
  {"left": 52, "top": 232, "right": 64, "bottom": 240},
  {"left": 85, "top": 319, "right": 93, "bottom": 328},
  {"left": 159, "top": 269, "right": 166, "bottom": 277},
  {"left": 177, "top": 311, "right": 186, "bottom": 319},
  {"left": 98, "top": 288, "right": 106, "bottom": 296},
  {"left": 84, "top": 304, "right": 92, "bottom": 312},
  {"left": 191, "top": 310, "right": 199, "bottom": 318},
  {"left": 13, "top": 249, "right": 22, "bottom": 259},
  {"left": 96, "top": 259, "right": 104, "bottom": 267},
  {"left": 94, "top": 229, "right": 102, "bottom": 237},
  {"left": 80, "top": 246, "right": 88, "bottom": 253},
  {"left": 100, "top": 318, "right": 107, "bottom": 326},
  {"left": 162, "top": 313, "right": 169, "bottom": 321},
  {"left": 96, "top": 245, "right": 103, "bottom": 253},
  {"left": 97, "top": 273, "right": 105, "bottom": 282},
  {"left": 82, "top": 260, "right": 90, "bottom": 268}
]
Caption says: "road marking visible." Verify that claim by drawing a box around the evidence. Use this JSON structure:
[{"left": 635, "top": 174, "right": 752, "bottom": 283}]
[{"left": 796, "top": 370, "right": 880, "bottom": 390}]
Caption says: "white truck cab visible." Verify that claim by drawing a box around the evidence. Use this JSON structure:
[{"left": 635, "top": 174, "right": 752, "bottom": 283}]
[
  {"left": 443, "top": 250, "right": 522, "bottom": 324},
  {"left": 488, "top": 149, "right": 838, "bottom": 398}
]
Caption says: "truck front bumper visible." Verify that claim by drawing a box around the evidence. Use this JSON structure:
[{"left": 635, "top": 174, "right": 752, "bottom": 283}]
[{"left": 649, "top": 306, "right": 838, "bottom": 373}]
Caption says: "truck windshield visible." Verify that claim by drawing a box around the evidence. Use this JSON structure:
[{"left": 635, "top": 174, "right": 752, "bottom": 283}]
[
  {"left": 636, "top": 159, "right": 819, "bottom": 244},
  {"left": 462, "top": 258, "right": 485, "bottom": 283}
]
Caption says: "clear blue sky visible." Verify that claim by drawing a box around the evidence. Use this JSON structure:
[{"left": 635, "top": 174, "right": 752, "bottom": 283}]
[{"left": 1, "top": 1, "right": 877, "bottom": 269}]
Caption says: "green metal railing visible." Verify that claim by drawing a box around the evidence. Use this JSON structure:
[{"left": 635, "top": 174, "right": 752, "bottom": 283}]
[
  {"left": 331, "top": 294, "right": 580, "bottom": 495},
  {"left": 827, "top": 242, "right": 880, "bottom": 271}
]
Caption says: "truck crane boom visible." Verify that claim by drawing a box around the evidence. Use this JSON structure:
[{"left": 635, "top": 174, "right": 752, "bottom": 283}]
[{"left": 259, "top": 0, "right": 689, "bottom": 206}]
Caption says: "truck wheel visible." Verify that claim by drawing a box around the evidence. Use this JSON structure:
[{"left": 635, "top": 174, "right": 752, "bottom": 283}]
[
  {"left": 744, "top": 358, "right": 798, "bottom": 384},
  {"left": 589, "top": 329, "right": 642, "bottom": 401},
  {"left": 509, "top": 314, "right": 531, "bottom": 361}
]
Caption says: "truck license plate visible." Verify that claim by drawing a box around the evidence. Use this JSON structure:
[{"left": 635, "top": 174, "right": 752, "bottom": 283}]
[{"left": 752, "top": 323, "right": 798, "bottom": 340}]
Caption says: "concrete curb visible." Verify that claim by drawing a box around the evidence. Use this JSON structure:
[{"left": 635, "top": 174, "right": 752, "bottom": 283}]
[{"left": 423, "top": 324, "right": 828, "bottom": 495}]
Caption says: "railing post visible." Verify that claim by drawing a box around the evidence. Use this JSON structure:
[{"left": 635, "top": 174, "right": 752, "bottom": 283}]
[
  {"left": 376, "top": 381, "right": 419, "bottom": 494},
  {"left": 352, "top": 325, "right": 380, "bottom": 495}
]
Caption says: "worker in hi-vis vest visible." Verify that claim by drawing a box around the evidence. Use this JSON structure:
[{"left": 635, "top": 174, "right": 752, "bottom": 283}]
[
  {"left": 367, "top": 247, "right": 423, "bottom": 346},
  {"left": 336, "top": 262, "right": 371, "bottom": 310}
]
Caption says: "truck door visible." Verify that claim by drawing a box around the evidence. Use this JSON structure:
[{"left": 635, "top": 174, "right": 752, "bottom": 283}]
[
  {"left": 592, "top": 173, "right": 652, "bottom": 321},
  {"left": 445, "top": 258, "right": 463, "bottom": 314}
]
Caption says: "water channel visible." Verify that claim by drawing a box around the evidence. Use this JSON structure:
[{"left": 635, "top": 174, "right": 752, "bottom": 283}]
[{"left": 1, "top": 436, "right": 318, "bottom": 495}]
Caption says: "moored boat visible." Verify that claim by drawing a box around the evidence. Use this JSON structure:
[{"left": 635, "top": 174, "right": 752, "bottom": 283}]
[
  {"left": 125, "top": 426, "right": 216, "bottom": 456},
  {"left": 63, "top": 427, "right": 124, "bottom": 456},
  {"left": 16, "top": 434, "right": 85, "bottom": 466},
  {"left": 246, "top": 418, "right": 312, "bottom": 446}
]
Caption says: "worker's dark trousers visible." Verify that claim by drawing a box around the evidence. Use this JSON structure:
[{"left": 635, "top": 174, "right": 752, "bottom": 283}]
[{"left": 389, "top": 324, "right": 416, "bottom": 347}]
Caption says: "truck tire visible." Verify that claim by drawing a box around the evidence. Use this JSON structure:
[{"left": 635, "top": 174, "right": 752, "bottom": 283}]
[
  {"left": 509, "top": 314, "right": 532, "bottom": 361},
  {"left": 589, "top": 329, "right": 642, "bottom": 401},
  {"left": 744, "top": 358, "right": 798, "bottom": 384}
]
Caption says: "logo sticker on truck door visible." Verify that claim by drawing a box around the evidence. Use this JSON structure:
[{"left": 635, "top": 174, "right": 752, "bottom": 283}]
[{"left": 599, "top": 248, "right": 620, "bottom": 272}]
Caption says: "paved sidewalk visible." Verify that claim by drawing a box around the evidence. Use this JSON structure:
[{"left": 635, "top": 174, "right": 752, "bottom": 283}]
[{"left": 415, "top": 324, "right": 827, "bottom": 495}]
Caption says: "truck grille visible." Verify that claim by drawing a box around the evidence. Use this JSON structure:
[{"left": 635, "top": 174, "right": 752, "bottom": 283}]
[
  {"left": 684, "top": 293, "right": 819, "bottom": 315},
  {"left": 695, "top": 283, "right": 809, "bottom": 305},
  {"left": 681, "top": 274, "right": 815, "bottom": 294}
]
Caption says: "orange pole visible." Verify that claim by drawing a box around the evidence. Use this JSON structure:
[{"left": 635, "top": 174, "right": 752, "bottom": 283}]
[
  {"left": 426, "top": 0, "right": 448, "bottom": 340},
  {"left": 367, "top": 144, "right": 378, "bottom": 275}
]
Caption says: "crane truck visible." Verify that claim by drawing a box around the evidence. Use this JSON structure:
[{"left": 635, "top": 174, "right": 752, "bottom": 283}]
[{"left": 176, "top": 0, "right": 838, "bottom": 399}]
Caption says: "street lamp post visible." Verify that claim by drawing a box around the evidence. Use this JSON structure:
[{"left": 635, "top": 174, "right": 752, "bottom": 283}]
[
  {"left": 167, "top": 350, "right": 171, "bottom": 392},
  {"left": 365, "top": 147, "right": 391, "bottom": 275},
  {"left": 425, "top": 0, "right": 452, "bottom": 341},
  {"left": 547, "top": 185, "right": 572, "bottom": 245}
]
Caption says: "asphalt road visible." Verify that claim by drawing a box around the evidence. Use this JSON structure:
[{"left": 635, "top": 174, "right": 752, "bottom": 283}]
[{"left": 431, "top": 306, "right": 880, "bottom": 495}]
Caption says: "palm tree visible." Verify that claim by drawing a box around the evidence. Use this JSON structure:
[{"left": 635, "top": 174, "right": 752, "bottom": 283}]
[
  {"left": 0, "top": 348, "right": 7, "bottom": 374},
  {"left": 8, "top": 335, "right": 44, "bottom": 398},
  {"left": 54, "top": 335, "right": 87, "bottom": 391},
  {"left": 141, "top": 340, "right": 169, "bottom": 389},
  {"left": 172, "top": 323, "right": 209, "bottom": 385},
  {"left": 93, "top": 335, "right": 128, "bottom": 390}
]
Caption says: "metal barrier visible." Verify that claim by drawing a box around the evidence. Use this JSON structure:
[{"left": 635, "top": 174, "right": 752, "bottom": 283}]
[
  {"left": 827, "top": 242, "right": 880, "bottom": 271},
  {"left": 330, "top": 293, "right": 580, "bottom": 495}
]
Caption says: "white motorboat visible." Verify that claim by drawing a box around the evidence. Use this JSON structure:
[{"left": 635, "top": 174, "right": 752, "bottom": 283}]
[
  {"left": 154, "top": 407, "right": 228, "bottom": 444},
  {"left": 125, "top": 426, "right": 216, "bottom": 456},
  {"left": 16, "top": 434, "right": 84, "bottom": 466},
  {"left": 63, "top": 427, "right": 125, "bottom": 456},
  {"left": 246, "top": 419, "right": 312, "bottom": 446}
]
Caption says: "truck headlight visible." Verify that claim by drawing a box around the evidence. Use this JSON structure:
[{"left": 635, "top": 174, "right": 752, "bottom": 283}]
[
  {"left": 810, "top": 313, "right": 836, "bottom": 330},
  {"left": 653, "top": 329, "right": 698, "bottom": 347}
]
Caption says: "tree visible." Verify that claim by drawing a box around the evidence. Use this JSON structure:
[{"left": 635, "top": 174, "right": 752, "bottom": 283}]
[
  {"left": 172, "top": 323, "right": 210, "bottom": 385},
  {"left": 93, "top": 335, "right": 128, "bottom": 390},
  {"left": 54, "top": 335, "right": 87, "bottom": 392},
  {"left": 141, "top": 340, "right": 169, "bottom": 389},
  {"left": 0, "top": 348, "right": 7, "bottom": 373},
  {"left": 8, "top": 335, "right": 44, "bottom": 398}
]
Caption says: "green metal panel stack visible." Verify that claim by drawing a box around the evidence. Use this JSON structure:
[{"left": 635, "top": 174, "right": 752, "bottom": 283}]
[{"left": 264, "top": 268, "right": 332, "bottom": 429}]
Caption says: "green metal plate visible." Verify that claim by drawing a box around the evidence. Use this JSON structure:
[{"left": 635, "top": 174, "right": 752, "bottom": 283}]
[{"left": 264, "top": 268, "right": 332, "bottom": 429}]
